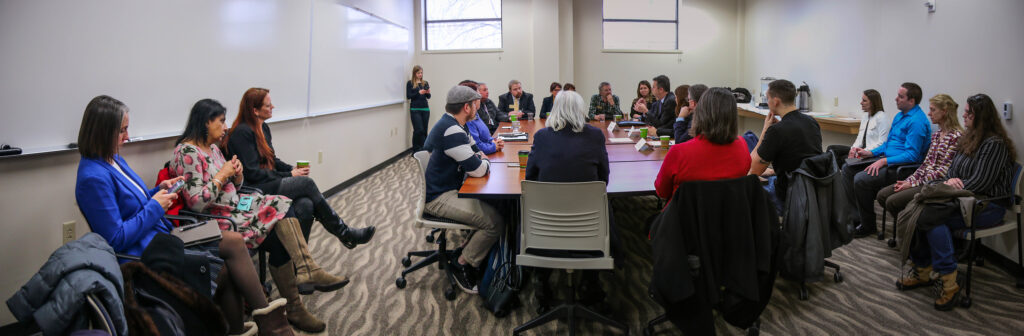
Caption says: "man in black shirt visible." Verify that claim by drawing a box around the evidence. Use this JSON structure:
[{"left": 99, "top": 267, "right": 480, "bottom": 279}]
[
  {"left": 476, "top": 82, "right": 500, "bottom": 135},
  {"left": 749, "top": 79, "right": 823, "bottom": 202}
]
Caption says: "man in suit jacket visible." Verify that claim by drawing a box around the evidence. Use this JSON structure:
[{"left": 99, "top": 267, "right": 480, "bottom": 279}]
[
  {"left": 497, "top": 79, "right": 536, "bottom": 121},
  {"left": 477, "top": 82, "right": 500, "bottom": 134},
  {"left": 636, "top": 75, "right": 677, "bottom": 136}
]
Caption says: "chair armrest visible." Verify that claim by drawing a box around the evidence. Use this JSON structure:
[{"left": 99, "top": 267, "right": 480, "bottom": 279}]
[
  {"left": 164, "top": 214, "right": 199, "bottom": 225},
  {"left": 892, "top": 164, "right": 921, "bottom": 180},
  {"left": 240, "top": 186, "right": 263, "bottom": 194},
  {"left": 179, "top": 210, "right": 239, "bottom": 232}
]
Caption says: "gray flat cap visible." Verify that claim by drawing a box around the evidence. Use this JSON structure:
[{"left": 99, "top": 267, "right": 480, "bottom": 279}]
[{"left": 446, "top": 85, "right": 481, "bottom": 105}]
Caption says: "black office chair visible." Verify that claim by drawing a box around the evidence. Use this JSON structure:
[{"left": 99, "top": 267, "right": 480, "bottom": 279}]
[{"left": 876, "top": 163, "right": 921, "bottom": 247}]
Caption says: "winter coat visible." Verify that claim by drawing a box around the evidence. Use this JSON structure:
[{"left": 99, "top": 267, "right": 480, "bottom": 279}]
[
  {"left": 779, "top": 152, "right": 854, "bottom": 282},
  {"left": 649, "top": 175, "right": 779, "bottom": 334},
  {"left": 6, "top": 233, "right": 127, "bottom": 336}
]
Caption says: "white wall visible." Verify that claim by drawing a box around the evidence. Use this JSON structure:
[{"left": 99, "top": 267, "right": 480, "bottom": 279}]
[
  {"left": 0, "top": 0, "right": 412, "bottom": 324},
  {"left": 740, "top": 0, "right": 1024, "bottom": 262},
  {"left": 572, "top": 0, "right": 741, "bottom": 103}
]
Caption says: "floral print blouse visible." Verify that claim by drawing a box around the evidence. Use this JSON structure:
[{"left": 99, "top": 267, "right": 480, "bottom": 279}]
[
  {"left": 905, "top": 129, "right": 963, "bottom": 187},
  {"left": 170, "top": 143, "right": 291, "bottom": 248}
]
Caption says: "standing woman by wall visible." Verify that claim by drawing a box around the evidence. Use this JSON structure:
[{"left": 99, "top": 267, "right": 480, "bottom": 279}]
[{"left": 407, "top": 65, "right": 431, "bottom": 151}]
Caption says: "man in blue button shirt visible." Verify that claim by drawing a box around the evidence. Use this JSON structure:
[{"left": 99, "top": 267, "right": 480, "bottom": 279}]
[{"left": 844, "top": 82, "right": 931, "bottom": 237}]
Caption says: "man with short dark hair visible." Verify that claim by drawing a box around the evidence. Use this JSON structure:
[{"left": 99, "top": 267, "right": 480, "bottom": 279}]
[
  {"left": 845, "top": 82, "right": 931, "bottom": 237},
  {"left": 749, "top": 79, "right": 823, "bottom": 202},
  {"left": 674, "top": 83, "right": 707, "bottom": 143},
  {"left": 497, "top": 79, "right": 536, "bottom": 121},
  {"left": 422, "top": 85, "right": 504, "bottom": 293},
  {"left": 634, "top": 75, "right": 676, "bottom": 136},
  {"left": 587, "top": 82, "right": 622, "bottom": 121}
]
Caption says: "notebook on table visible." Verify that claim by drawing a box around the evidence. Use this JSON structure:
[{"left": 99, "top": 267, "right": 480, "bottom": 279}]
[{"left": 497, "top": 132, "right": 528, "bottom": 142}]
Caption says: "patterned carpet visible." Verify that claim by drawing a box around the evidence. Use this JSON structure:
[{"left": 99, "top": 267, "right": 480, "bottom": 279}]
[{"left": 284, "top": 156, "right": 1024, "bottom": 335}]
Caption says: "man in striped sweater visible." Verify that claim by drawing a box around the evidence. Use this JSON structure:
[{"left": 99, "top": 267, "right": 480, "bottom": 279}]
[{"left": 422, "top": 85, "right": 504, "bottom": 293}]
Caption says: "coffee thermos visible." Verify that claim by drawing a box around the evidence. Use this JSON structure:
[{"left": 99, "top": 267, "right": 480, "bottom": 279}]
[{"left": 797, "top": 82, "right": 812, "bottom": 112}]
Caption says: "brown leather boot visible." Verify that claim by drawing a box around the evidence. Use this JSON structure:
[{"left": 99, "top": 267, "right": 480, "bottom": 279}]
[
  {"left": 252, "top": 298, "right": 294, "bottom": 336},
  {"left": 275, "top": 217, "right": 350, "bottom": 292},
  {"left": 270, "top": 261, "right": 327, "bottom": 333},
  {"left": 934, "top": 270, "right": 961, "bottom": 311},
  {"left": 896, "top": 265, "right": 933, "bottom": 290}
]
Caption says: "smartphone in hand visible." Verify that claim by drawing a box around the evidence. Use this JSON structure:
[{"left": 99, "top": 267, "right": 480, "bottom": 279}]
[{"left": 168, "top": 180, "right": 185, "bottom": 194}]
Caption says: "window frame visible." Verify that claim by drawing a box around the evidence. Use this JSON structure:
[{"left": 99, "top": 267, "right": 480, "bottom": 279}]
[
  {"left": 422, "top": 0, "right": 504, "bottom": 53},
  {"left": 601, "top": 0, "right": 681, "bottom": 53}
]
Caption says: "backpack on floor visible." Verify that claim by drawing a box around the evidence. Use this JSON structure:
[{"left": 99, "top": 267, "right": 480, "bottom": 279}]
[{"left": 479, "top": 230, "right": 522, "bottom": 317}]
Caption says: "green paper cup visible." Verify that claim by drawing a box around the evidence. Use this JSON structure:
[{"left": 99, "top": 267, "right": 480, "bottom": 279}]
[
  {"left": 640, "top": 128, "right": 648, "bottom": 139},
  {"left": 296, "top": 160, "right": 310, "bottom": 168},
  {"left": 518, "top": 150, "right": 529, "bottom": 168},
  {"left": 660, "top": 136, "right": 670, "bottom": 149}
]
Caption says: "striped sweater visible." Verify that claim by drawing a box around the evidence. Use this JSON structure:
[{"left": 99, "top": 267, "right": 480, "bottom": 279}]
[
  {"left": 905, "top": 129, "right": 962, "bottom": 187},
  {"left": 945, "top": 136, "right": 1013, "bottom": 197},
  {"left": 424, "top": 113, "right": 489, "bottom": 202}
]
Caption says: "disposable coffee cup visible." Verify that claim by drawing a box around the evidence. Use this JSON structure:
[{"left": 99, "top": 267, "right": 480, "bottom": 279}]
[
  {"left": 640, "top": 128, "right": 648, "bottom": 139},
  {"left": 614, "top": 115, "right": 622, "bottom": 122},
  {"left": 296, "top": 160, "right": 310, "bottom": 168},
  {"left": 660, "top": 136, "right": 670, "bottom": 149},
  {"left": 518, "top": 150, "right": 529, "bottom": 168}
]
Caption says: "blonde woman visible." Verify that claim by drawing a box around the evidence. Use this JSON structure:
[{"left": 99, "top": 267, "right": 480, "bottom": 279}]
[
  {"left": 876, "top": 94, "right": 964, "bottom": 217},
  {"left": 407, "top": 65, "right": 431, "bottom": 151}
]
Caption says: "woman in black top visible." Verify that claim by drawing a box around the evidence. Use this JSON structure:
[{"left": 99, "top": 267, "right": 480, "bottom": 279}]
[
  {"left": 525, "top": 90, "right": 612, "bottom": 310},
  {"left": 897, "top": 94, "right": 1017, "bottom": 311},
  {"left": 407, "top": 65, "right": 431, "bottom": 151},
  {"left": 538, "top": 82, "right": 562, "bottom": 119},
  {"left": 630, "top": 80, "right": 655, "bottom": 120},
  {"left": 225, "top": 88, "right": 375, "bottom": 249}
]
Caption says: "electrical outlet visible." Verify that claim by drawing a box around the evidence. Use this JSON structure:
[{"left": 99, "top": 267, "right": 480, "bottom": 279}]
[
  {"left": 62, "top": 221, "right": 76, "bottom": 244},
  {"left": 317, "top": 151, "right": 323, "bottom": 164},
  {"left": 833, "top": 97, "right": 839, "bottom": 107}
]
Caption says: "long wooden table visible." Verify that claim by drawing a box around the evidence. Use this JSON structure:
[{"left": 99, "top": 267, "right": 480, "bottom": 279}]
[
  {"left": 460, "top": 120, "right": 667, "bottom": 199},
  {"left": 736, "top": 105, "right": 861, "bottom": 135},
  {"left": 494, "top": 118, "right": 654, "bottom": 145}
]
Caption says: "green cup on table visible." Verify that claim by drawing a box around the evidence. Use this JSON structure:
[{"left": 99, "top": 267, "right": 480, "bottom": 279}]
[{"left": 660, "top": 136, "right": 670, "bottom": 149}]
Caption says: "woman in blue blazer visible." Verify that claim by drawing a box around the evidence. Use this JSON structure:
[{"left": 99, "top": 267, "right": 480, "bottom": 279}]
[{"left": 74, "top": 95, "right": 293, "bottom": 336}]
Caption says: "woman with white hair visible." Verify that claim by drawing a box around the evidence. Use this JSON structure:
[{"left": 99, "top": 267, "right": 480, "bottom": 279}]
[{"left": 524, "top": 90, "right": 611, "bottom": 311}]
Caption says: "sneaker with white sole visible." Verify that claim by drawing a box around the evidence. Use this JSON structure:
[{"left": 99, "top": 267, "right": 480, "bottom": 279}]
[{"left": 452, "top": 262, "right": 479, "bottom": 294}]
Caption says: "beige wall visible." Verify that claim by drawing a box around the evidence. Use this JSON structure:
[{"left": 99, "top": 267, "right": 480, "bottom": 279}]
[{"left": 740, "top": 0, "right": 1024, "bottom": 262}]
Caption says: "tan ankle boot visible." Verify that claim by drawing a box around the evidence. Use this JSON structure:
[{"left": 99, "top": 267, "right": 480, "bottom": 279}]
[
  {"left": 252, "top": 298, "right": 294, "bottom": 336},
  {"left": 896, "top": 265, "right": 933, "bottom": 290},
  {"left": 934, "top": 270, "right": 961, "bottom": 311},
  {"left": 270, "top": 261, "right": 327, "bottom": 333},
  {"left": 275, "top": 217, "right": 350, "bottom": 292}
]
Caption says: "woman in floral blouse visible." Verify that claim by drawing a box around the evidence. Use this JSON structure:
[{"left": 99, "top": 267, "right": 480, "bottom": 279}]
[
  {"left": 876, "top": 94, "right": 964, "bottom": 216},
  {"left": 171, "top": 99, "right": 347, "bottom": 332}
]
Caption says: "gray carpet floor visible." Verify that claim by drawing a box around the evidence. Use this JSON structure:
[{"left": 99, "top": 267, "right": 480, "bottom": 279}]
[{"left": 284, "top": 156, "right": 1024, "bottom": 335}]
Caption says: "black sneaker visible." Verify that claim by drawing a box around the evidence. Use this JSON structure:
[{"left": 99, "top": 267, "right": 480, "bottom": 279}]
[{"left": 452, "top": 262, "right": 479, "bottom": 294}]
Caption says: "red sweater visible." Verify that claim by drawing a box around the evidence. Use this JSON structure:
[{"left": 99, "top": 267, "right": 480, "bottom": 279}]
[{"left": 655, "top": 135, "right": 752, "bottom": 201}]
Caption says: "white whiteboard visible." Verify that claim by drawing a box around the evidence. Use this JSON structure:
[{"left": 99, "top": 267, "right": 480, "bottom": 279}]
[{"left": 0, "top": 0, "right": 409, "bottom": 153}]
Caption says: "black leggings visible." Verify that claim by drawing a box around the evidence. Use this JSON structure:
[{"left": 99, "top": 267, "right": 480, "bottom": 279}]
[{"left": 257, "top": 208, "right": 297, "bottom": 267}]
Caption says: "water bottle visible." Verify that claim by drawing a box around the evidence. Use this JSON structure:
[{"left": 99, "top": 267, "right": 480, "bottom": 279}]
[{"left": 511, "top": 114, "right": 520, "bottom": 133}]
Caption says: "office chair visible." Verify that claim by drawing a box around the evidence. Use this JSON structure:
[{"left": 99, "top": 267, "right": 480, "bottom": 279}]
[
  {"left": 395, "top": 151, "right": 476, "bottom": 300},
  {"left": 877, "top": 163, "right": 921, "bottom": 247},
  {"left": 513, "top": 180, "right": 627, "bottom": 336},
  {"left": 949, "top": 162, "right": 1024, "bottom": 307}
]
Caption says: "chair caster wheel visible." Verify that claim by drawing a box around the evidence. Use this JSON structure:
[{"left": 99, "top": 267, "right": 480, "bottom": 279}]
[
  {"left": 960, "top": 297, "right": 972, "bottom": 308},
  {"left": 798, "top": 287, "right": 808, "bottom": 300},
  {"left": 976, "top": 258, "right": 986, "bottom": 267},
  {"left": 425, "top": 234, "right": 435, "bottom": 243},
  {"left": 887, "top": 239, "right": 897, "bottom": 248},
  {"left": 445, "top": 288, "right": 457, "bottom": 301},
  {"left": 395, "top": 277, "right": 406, "bottom": 289},
  {"left": 643, "top": 327, "right": 654, "bottom": 336},
  {"left": 401, "top": 257, "right": 412, "bottom": 267},
  {"left": 834, "top": 272, "right": 844, "bottom": 283},
  {"left": 876, "top": 232, "right": 885, "bottom": 240}
]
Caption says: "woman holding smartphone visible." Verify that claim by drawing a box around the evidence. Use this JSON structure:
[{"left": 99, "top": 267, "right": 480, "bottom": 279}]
[{"left": 75, "top": 95, "right": 293, "bottom": 336}]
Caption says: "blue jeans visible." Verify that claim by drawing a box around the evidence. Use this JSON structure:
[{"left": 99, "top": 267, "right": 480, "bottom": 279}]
[
  {"left": 410, "top": 109, "right": 429, "bottom": 151},
  {"left": 910, "top": 202, "right": 1007, "bottom": 274}
]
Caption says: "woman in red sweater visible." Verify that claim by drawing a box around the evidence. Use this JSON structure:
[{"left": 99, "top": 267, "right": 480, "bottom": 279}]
[{"left": 655, "top": 87, "right": 752, "bottom": 201}]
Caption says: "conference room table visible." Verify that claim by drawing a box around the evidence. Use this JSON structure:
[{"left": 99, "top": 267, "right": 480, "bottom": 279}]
[{"left": 459, "top": 118, "right": 669, "bottom": 199}]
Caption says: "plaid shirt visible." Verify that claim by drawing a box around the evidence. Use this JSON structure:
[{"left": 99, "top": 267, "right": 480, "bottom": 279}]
[{"left": 588, "top": 94, "right": 622, "bottom": 120}]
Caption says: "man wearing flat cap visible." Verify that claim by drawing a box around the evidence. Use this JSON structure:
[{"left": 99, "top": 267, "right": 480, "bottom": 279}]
[{"left": 420, "top": 85, "right": 504, "bottom": 294}]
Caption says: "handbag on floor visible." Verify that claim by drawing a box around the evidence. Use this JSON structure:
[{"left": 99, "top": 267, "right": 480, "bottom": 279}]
[{"left": 479, "top": 230, "right": 521, "bottom": 317}]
